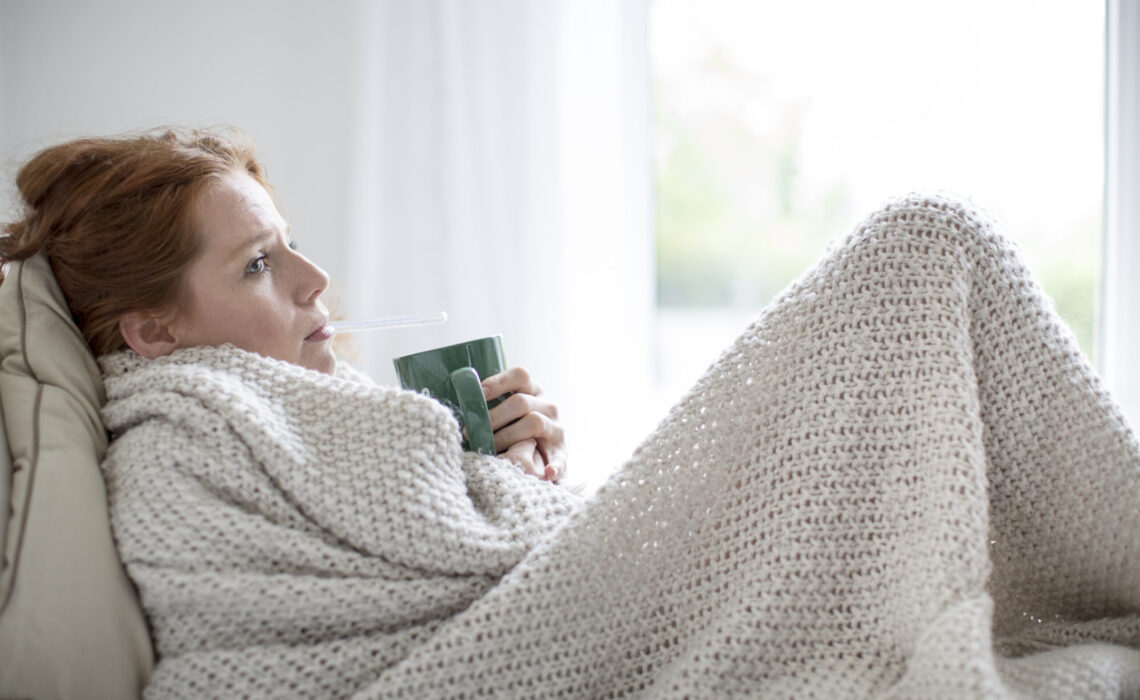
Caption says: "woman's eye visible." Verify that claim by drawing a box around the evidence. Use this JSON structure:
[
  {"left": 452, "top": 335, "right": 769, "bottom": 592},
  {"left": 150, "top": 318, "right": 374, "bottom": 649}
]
[{"left": 246, "top": 255, "right": 268, "bottom": 275}]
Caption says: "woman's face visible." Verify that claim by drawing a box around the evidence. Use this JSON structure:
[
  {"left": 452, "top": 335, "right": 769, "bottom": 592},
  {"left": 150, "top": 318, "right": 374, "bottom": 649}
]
[{"left": 168, "top": 170, "right": 336, "bottom": 374}]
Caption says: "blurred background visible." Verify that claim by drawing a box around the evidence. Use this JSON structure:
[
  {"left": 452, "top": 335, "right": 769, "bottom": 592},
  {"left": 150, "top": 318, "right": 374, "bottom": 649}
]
[{"left": 1, "top": 1, "right": 1136, "bottom": 490}]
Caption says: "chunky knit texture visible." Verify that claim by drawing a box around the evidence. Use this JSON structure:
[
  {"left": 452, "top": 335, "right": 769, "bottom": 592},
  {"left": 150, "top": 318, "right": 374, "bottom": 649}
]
[
  {"left": 100, "top": 346, "right": 583, "bottom": 697},
  {"left": 101, "top": 195, "right": 1140, "bottom": 698}
]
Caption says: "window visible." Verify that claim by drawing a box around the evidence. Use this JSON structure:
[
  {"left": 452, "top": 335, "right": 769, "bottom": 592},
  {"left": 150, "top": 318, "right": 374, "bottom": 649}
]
[{"left": 650, "top": 1, "right": 1105, "bottom": 410}]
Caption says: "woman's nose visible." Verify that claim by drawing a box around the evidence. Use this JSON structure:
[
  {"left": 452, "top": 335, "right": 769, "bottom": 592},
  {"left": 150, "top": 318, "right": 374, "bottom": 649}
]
[{"left": 296, "top": 254, "right": 330, "bottom": 305}]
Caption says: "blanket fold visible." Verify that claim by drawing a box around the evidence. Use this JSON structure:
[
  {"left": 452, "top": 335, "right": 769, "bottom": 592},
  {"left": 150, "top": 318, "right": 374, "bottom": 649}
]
[{"left": 101, "top": 194, "right": 1140, "bottom": 699}]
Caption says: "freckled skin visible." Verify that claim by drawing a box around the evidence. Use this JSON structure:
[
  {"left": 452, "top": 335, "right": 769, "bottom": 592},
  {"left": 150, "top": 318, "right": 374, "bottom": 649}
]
[{"left": 170, "top": 171, "right": 337, "bottom": 374}]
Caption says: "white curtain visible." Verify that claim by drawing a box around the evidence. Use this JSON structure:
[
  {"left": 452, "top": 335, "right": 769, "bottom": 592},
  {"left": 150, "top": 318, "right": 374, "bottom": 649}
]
[{"left": 342, "top": 0, "right": 656, "bottom": 487}]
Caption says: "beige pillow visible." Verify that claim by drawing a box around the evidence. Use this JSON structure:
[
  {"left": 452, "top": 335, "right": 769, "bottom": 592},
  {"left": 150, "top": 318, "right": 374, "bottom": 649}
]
[{"left": 0, "top": 254, "right": 152, "bottom": 700}]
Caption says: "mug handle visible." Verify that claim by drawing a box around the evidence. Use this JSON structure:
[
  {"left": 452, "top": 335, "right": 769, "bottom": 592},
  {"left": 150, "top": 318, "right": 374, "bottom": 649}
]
[{"left": 450, "top": 366, "right": 496, "bottom": 455}]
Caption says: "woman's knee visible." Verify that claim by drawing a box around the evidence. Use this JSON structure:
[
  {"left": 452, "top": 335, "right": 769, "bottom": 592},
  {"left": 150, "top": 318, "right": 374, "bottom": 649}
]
[{"left": 861, "top": 192, "right": 1014, "bottom": 262}]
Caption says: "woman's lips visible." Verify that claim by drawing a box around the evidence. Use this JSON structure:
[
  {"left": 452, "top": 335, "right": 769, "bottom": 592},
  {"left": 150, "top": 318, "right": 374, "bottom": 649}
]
[{"left": 304, "top": 322, "right": 333, "bottom": 342}]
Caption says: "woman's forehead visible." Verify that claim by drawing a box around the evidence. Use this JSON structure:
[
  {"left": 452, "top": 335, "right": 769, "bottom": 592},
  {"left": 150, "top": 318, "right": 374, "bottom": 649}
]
[{"left": 196, "top": 171, "right": 286, "bottom": 253}]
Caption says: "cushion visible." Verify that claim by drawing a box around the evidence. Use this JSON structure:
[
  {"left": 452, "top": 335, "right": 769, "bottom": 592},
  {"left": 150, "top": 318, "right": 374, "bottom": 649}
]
[{"left": 0, "top": 254, "right": 152, "bottom": 699}]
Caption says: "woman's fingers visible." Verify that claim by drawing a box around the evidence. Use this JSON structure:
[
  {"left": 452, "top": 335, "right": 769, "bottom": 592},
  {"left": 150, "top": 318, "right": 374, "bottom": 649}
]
[
  {"left": 481, "top": 366, "right": 567, "bottom": 482},
  {"left": 493, "top": 411, "right": 563, "bottom": 455},
  {"left": 488, "top": 392, "right": 558, "bottom": 431},
  {"left": 482, "top": 366, "right": 541, "bottom": 401},
  {"left": 544, "top": 455, "right": 566, "bottom": 482},
  {"left": 504, "top": 438, "right": 545, "bottom": 478},
  {"left": 539, "top": 436, "right": 567, "bottom": 482},
  {"left": 503, "top": 438, "right": 565, "bottom": 482}
]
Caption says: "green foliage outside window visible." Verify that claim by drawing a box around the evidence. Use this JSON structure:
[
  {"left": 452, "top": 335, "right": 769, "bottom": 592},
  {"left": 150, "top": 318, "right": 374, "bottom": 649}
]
[{"left": 653, "top": 57, "right": 1098, "bottom": 357}]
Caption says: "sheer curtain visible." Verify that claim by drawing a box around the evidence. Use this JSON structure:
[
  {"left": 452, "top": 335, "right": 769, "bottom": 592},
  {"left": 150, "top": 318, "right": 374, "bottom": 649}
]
[{"left": 342, "top": 0, "right": 655, "bottom": 487}]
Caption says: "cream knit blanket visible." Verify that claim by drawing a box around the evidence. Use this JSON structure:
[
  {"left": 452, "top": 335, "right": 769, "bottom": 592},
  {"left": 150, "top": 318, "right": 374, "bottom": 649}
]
[{"left": 100, "top": 195, "right": 1140, "bottom": 698}]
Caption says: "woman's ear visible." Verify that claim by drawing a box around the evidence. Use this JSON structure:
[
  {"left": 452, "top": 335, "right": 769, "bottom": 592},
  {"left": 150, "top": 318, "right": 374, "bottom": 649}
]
[{"left": 118, "top": 312, "right": 180, "bottom": 359}]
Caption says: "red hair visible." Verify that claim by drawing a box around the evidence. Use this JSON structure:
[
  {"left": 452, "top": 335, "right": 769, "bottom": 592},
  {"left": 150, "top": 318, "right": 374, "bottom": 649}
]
[{"left": 0, "top": 128, "right": 270, "bottom": 356}]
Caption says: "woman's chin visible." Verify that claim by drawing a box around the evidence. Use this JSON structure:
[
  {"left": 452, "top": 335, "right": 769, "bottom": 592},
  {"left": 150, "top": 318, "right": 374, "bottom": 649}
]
[{"left": 301, "top": 344, "right": 338, "bottom": 375}]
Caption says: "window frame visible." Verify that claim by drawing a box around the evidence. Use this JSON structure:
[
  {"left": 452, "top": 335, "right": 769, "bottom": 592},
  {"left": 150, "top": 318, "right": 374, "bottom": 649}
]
[{"left": 1102, "top": 0, "right": 1140, "bottom": 428}]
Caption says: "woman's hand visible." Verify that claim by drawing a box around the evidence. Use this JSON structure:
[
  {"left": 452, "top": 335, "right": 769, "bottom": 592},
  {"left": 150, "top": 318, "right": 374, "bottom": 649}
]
[{"left": 481, "top": 367, "right": 566, "bottom": 482}]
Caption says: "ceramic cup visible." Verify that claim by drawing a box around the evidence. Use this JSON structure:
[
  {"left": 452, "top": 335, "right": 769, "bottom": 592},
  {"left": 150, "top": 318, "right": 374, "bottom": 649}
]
[{"left": 393, "top": 335, "right": 506, "bottom": 455}]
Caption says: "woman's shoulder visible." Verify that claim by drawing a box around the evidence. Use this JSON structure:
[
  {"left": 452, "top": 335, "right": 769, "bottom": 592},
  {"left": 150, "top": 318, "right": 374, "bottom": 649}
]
[
  {"left": 333, "top": 359, "right": 375, "bottom": 386},
  {"left": 99, "top": 345, "right": 375, "bottom": 401},
  {"left": 98, "top": 344, "right": 458, "bottom": 447}
]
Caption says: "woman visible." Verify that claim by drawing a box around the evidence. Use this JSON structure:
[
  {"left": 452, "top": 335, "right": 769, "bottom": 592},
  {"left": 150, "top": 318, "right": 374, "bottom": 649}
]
[
  {"left": 3, "top": 129, "right": 1138, "bottom": 699},
  {"left": 1, "top": 130, "right": 566, "bottom": 482}
]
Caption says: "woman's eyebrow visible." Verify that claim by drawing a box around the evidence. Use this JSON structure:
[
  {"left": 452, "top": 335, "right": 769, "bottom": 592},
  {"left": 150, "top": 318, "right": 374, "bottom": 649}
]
[
  {"left": 229, "top": 225, "right": 289, "bottom": 260},
  {"left": 229, "top": 230, "right": 274, "bottom": 259}
]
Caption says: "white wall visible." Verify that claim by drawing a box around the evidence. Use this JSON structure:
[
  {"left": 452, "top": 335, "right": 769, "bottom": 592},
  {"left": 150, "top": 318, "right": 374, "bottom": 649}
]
[{"left": 0, "top": 0, "right": 358, "bottom": 288}]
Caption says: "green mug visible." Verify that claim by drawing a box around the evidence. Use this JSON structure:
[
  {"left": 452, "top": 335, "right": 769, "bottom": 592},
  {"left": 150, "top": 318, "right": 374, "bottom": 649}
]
[{"left": 393, "top": 335, "right": 507, "bottom": 455}]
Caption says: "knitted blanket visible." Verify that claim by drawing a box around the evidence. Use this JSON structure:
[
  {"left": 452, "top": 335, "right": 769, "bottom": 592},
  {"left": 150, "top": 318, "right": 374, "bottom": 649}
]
[
  {"left": 99, "top": 346, "right": 584, "bottom": 697},
  {"left": 100, "top": 195, "right": 1140, "bottom": 698}
]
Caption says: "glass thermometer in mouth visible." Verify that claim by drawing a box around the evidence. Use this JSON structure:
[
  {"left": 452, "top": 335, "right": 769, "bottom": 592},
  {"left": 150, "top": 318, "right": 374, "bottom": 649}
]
[{"left": 329, "top": 312, "right": 448, "bottom": 333}]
